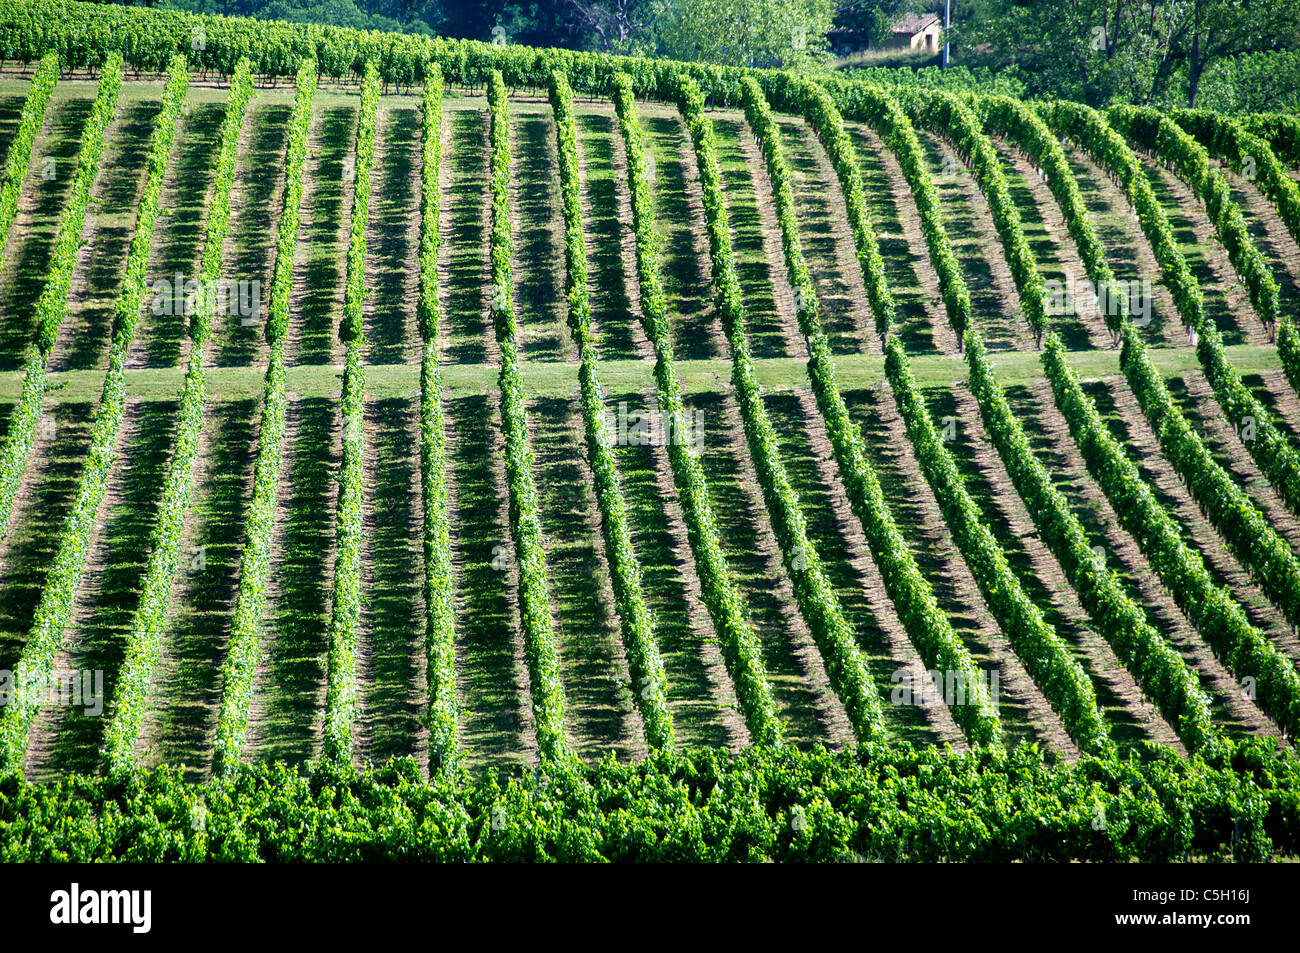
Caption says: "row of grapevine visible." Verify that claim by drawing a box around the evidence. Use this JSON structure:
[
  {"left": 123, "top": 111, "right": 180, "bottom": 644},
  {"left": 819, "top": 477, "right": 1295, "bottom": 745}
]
[
  {"left": 739, "top": 78, "right": 1001, "bottom": 747},
  {"left": 892, "top": 89, "right": 1300, "bottom": 744},
  {"left": 610, "top": 72, "right": 783, "bottom": 746},
  {"left": 766, "top": 72, "right": 1106, "bottom": 750},
  {"left": 0, "top": 52, "right": 57, "bottom": 272},
  {"left": 970, "top": 96, "right": 1221, "bottom": 753},
  {"left": 1242, "top": 113, "right": 1300, "bottom": 169},
  {"left": 99, "top": 59, "right": 255, "bottom": 774},
  {"left": 549, "top": 71, "right": 674, "bottom": 751},
  {"left": 1040, "top": 101, "right": 1300, "bottom": 634},
  {"left": 213, "top": 60, "right": 316, "bottom": 774},
  {"left": 487, "top": 70, "right": 570, "bottom": 763},
  {"left": 0, "top": 53, "right": 122, "bottom": 541},
  {"left": 0, "top": 55, "right": 184, "bottom": 772},
  {"left": 895, "top": 88, "right": 1048, "bottom": 342},
  {"left": 320, "top": 63, "right": 380, "bottom": 765},
  {"left": 680, "top": 76, "right": 888, "bottom": 746},
  {"left": 1107, "top": 106, "right": 1282, "bottom": 335},
  {"left": 415, "top": 68, "right": 460, "bottom": 778}
]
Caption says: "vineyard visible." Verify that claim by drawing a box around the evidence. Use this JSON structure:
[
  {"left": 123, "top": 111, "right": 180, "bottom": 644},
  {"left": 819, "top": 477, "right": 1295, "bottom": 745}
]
[{"left": 3, "top": 0, "right": 1300, "bottom": 862}]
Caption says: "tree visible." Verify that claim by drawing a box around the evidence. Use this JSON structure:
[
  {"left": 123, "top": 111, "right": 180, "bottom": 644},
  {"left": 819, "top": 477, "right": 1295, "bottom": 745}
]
[{"left": 655, "top": 0, "right": 834, "bottom": 68}]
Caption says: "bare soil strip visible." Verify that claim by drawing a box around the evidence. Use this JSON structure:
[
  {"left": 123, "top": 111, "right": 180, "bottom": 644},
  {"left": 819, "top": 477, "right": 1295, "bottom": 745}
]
[
  {"left": 992, "top": 138, "right": 1112, "bottom": 350},
  {"left": 50, "top": 95, "right": 161, "bottom": 373},
  {"left": 574, "top": 105, "right": 654, "bottom": 364},
  {"left": 1009, "top": 378, "right": 1280, "bottom": 741},
  {"left": 777, "top": 115, "right": 875, "bottom": 355},
  {"left": 688, "top": 386, "right": 850, "bottom": 749},
  {"left": 362, "top": 102, "right": 422, "bottom": 367},
  {"left": 0, "top": 403, "right": 95, "bottom": 674},
  {"left": 508, "top": 102, "right": 572, "bottom": 363},
  {"left": 285, "top": 99, "right": 357, "bottom": 368},
  {"left": 844, "top": 121, "right": 957, "bottom": 356},
  {"left": 612, "top": 387, "right": 746, "bottom": 748},
  {"left": 1136, "top": 153, "right": 1267, "bottom": 346},
  {"left": 211, "top": 95, "right": 292, "bottom": 369}
]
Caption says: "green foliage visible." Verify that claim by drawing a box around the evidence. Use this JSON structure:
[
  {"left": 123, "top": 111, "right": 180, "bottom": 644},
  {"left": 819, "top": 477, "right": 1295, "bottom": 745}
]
[
  {"left": 3, "top": 740, "right": 1300, "bottom": 861},
  {"left": 0, "top": 54, "right": 122, "bottom": 542},
  {"left": 657, "top": 0, "right": 833, "bottom": 70},
  {"left": 548, "top": 70, "right": 674, "bottom": 752},
  {"left": 321, "top": 62, "right": 380, "bottom": 765},
  {"left": 487, "top": 69, "right": 570, "bottom": 764},
  {"left": 100, "top": 59, "right": 255, "bottom": 775},
  {"left": 611, "top": 72, "right": 783, "bottom": 747},
  {"left": 415, "top": 67, "right": 460, "bottom": 779},
  {"left": 1242, "top": 113, "right": 1300, "bottom": 169},
  {"left": 213, "top": 60, "right": 317, "bottom": 774},
  {"left": 0, "top": 53, "right": 57, "bottom": 274}
]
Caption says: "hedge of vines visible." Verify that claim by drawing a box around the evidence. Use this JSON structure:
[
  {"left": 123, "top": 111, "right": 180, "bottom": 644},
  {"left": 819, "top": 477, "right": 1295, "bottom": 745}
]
[
  {"left": 737, "top": 77, "right": 1001, "bottom": 748},
  {"left": 414, "top": 67, "right": 460, "bottom": 778},
  {"left": 7, "top": 740, "right": 1300, "bottom": 861},
  {"left": 1049, "top": 102, "right": 1300, "bottom": 523},
  {"left": 611, "top": 72, "right": 782, "bottom": 747},
  {"left": 549, "top": 71, "right": 674, "bottom": 752},
  {"left": 321, "top": 63, "right": 380, "bottom": 766},
  {"left": 0, "top": 52, "right": 56, "bottom": 273},
  {"left": 0, "top": 53, "right": 121, "bottom": 542},
  {"left": 212, "top": 60, "right": 317, "bottom": 775},
  {"left": 487, "top": 70, "right": 570, "bottom": 763},
  {"left": 681, "top": 76, "right": 888, "bottom": 746},
  {"left": 0, "top": 55, "right": 181, "bottom": 773},
  {"left": 1242, "top": 112, "right": 1300, "bottom": 169},
  {"left": 100, "top": 59, "right": 254, "bottom": 775}
]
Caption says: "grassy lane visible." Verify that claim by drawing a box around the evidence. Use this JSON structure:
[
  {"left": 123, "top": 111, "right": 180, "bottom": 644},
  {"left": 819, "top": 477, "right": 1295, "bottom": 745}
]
[
  {"left": 136, "top": 397, "right": 259, "bottom": 775},
  {"left": 24, "top": 400, "right": 176, "bottom": 776},
  {"left": 845, "top": 122, "right": 953, "bottom": 355},
  {"left": 127, "top": 94, "right": 224, "bottom": 370},
  {"left": 0, "top": 88, "right": 28, "bottom": 163},
  {"left": 439, "top": 101, "right": 493, "bottom": 366},
  {"left": 708, "top": 114, "right": 793, "bottom": 359},
  {"left": 286, "top": 99, "right": 356, "bottom": 367},
  {"left": 49, "top": 91, "right": 161, "bottom": 372},
  {"left": 0, "top": 403, "right": 94, "bottom": 674},
  {"left": 243, "top": 395, "right": 338, "bottom": 765},
  {"left": 0, "top": 92, "right": 94, "bottom": 370},
  {"left": 639, "top": 106, "right": 722, "bottom": 361},
  {"left": 213, "top": 96, "right": 293, "bottom": 367},
  {"left": 575, "top": 107, "right": 648, "bottom": 363},
  {"left": 844, "top": 384, "right": 1063, "bottom": 751}
]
